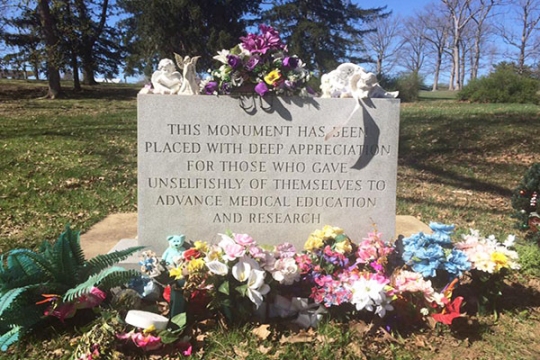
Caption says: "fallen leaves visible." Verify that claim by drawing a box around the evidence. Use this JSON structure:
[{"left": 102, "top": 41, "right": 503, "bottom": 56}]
[{"left": 252, "top": 324, "right": 271, "bottom": 340}]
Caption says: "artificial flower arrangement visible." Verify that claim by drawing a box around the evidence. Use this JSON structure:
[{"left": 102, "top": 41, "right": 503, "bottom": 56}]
[
  {"left": 7, "top": 223, "right": 520, "bottom": 357},
  {"left": 122, "top": 222, "right": 520, "bottom": 346},
  {"left": 201, "top": 24, "right": 312, "bottom": 97}
]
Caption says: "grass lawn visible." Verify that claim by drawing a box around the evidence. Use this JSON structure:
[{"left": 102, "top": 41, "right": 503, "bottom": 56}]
[{"left": 1, "top": 80, "right": 540, "bottom": 359}]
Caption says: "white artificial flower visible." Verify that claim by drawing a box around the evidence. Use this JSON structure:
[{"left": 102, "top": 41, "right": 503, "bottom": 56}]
[
  {"left": 374, "top": 296, "right": 394, "bottom": 318},
  {"left": 246, "top": 269, "right": 270, "bottom": 308},
  {"left": 232, "top": 255, "right": 261, "bottom": 282},
  {"left": 271, "top": 258, "right": 300, "bottom": 285},
  {"left": 503, "top": 234, "right": 516, "bottom": 248},
  {"left": 206, "top": 260, "right": 228, "bottom": 276},
  {"left": 232, "top": 259, "right": 252, "bottom": 282},
  {"left": 349, "top": 277, "right": 374, "bottom": 311},
  {"left": 213, "top": 49, "right": 230, "bottom": 64}
]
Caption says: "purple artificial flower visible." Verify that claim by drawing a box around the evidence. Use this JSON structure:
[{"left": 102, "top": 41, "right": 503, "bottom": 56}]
[
  {"left": 221, "top": 82, "right": 231, "bottom": 94},
  {"left": 240, "top": 33, "right": 269, "bottom": 54},
  {"left": 254, "top": 81, "right": 269, "bottom": 96},
  {"left": 227, "top": 54, "right": 242, "bottom": 69},
  {"left": 203, "top": 81, "right": 218, "bottom": 95},
  {"left": 284, "top": 80, "right": 296, "bottom": 90},
  {"left": 244, "top": 55, "right": 260, "bottom": 71},
  {"left": 283, "top": 56, "right": 298, "bottom": 69},
  {"left": 259, "top": 24, "right": 286, "bottom": 50},
  {"left": 240, "top": 24, "right": 285, "bottom": 55},
  {"left": 276, "top": 242, "right": 297, "bottom": 258}
]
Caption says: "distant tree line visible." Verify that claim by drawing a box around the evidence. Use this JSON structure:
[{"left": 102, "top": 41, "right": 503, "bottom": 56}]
[
  {"left": 363, "top": 0, "right": 540, "bottom": 91},
  {"left": 1, "top": 0, "right": 540, "bottom": 98},
  {"left": 0, "top": 0, "right": 389, "bottom": 98}
]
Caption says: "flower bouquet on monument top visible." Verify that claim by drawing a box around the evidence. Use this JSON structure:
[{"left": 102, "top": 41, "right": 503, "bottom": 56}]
[{"left": 201, "top": 24, "right": 312, "bottom": 97}]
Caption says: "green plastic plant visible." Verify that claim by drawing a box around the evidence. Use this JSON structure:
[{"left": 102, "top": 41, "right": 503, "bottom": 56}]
[{"left": 0, "top": 224, "right": 144, "bottom": 351}]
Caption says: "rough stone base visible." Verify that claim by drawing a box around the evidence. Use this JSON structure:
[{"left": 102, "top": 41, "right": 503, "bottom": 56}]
[{"left": 80, "top": 213, "right": 432, "bottom": 269}]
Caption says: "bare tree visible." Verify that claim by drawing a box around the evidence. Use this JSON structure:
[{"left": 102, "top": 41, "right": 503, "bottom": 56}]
[
  {"left": 496, "top": 0, "right": 540, "bottom": 73},
  {"left": 418, "top": 4, "right": 452, "bottom": 90},
  {"left": 441, "top": 0, "right": 493, "bottom": 90},
  {"left": 400, "top": 15, "right": 428, "bottom": 74},
  {"left": 363, "top": 14, "right": 403, "bottom": 76},
  {"left": 37, "top": 0, "right": 62, "bottom": 98},
  {"left": 469, "top": 0, "right": 500, "bottom": 80}
]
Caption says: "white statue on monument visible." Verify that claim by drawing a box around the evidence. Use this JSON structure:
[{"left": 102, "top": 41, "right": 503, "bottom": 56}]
[
  {"left": 150, "top": 58, "right": 183, "bottom": 94},
  {"left": 149, "top": 55, "right": 201, "bottom": 95},
  {"left": 320, "top": 63, "right": 398, "bottom": 99},
  {"left": 174, "top": 54, "right": 201, "bottom": 96}
]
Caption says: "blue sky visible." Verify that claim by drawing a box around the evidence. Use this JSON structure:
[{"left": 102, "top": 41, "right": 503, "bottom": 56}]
[{"left": 358, "top": 0, "right": 434, "bottom": 18}]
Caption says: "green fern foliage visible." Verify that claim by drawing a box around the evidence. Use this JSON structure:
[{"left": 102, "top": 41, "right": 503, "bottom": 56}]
[
  {"left": 0, "top": 326, "right": 21, "bottom": 352},
  {"left": 0, "top": 224, "right": 143, "bottom": 351},
  {"left": 80, "top": 246, "right": 144, "bottom": 279},
  {"left": 0, "top": 287, "right": 33, "bottom": 318},
  {"left": 63, "top": 266, "right": 138, "bottom": 302}
]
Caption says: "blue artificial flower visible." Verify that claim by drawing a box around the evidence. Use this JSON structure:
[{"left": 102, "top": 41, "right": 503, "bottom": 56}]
[
  {"left": 418, "top": 243, "right": 445, "bottom": 259},
  {"left": 429, "top": 222, "right": 455, "bottom": 244},
  {"left": 128, "top": 275, "right": 152, "bottom": 296},
  {"left": 444, "top": 249, "right": 472, "bottom": 277},
  {"left": 402, "top": 232, "right": 429, "bottom": 262},
  {"left": 412, "top": 259, "right": 440, "bottom": 278}
]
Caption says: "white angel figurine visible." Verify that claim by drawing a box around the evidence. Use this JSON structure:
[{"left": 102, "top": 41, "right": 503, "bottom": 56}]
[
  {"left": 175, "top": 54, "right": 201, "bottom": 95},
  {"left": 151, "top": 58, "right": 183, "bottom": 94}
]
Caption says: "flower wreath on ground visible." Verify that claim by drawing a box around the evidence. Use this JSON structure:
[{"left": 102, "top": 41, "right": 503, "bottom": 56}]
[
  {"left": 201, "top": 24, "right": 312, "bottom": 97},
  {"left": 123, "top": 222, "right": 519, "bottom": 351}
]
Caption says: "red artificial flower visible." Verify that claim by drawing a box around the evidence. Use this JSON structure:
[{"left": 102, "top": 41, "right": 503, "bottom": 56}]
[
  {"left": 183, "top": 248, "right": 200, "bottom": 261},
  {"left": 432, "top": 296, "right": 464, "bottom": 325},
  {"left": 163, "top": 285, "right": 171, "bottom": 303},
  {"left": 188, "top": 289, "right": 211, "bottom": 316}
]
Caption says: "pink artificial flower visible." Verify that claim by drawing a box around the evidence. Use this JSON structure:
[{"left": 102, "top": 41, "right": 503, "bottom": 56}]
[
  {"left": 44, "top": 302, "right": 77, "bottom": 322},
  {"left": 234, "top": 233, "right": 255, "bottom": 246},
  {"left": 249, "top": 245, "right": 266, "bottom": 259},
  {"left": 76, "top": 287, "right": 106, "bottom": 310},
  {"left": 218, "top": 234, "right": 246, "bottom": 261},
  {"left": 276, "top": 242, "right": 297, "bottom": 258},
  {"left": 132, "top": 332, "right": 162, "bottom": 351},
  {"left": 177, "top": 341, "right": 193, "bottom": 356},
  {"left": 295, "top": 254, "right": 313, "bottom": 274},
  {"left": 370, "top": 261, "right": 384, "bottom": 273},
  {"left": 117, "top": 331, "right": 162, "bottom": 351},
  {"left": 39, "top": 287, "right": 105, "bottom": 322}
]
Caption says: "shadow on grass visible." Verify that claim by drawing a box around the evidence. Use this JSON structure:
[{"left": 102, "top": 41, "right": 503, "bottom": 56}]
[
  {"left": 402, "top": 162, "right": 513, "bottom": 198},
  {"left": 0, "top": 80, "right": 139, "bottom": 101},
  {"left": 398, "top": 109, "right": 538, "bottom": 199}
]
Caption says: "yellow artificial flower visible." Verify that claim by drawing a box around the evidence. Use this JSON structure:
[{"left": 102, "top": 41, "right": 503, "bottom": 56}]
[
  {"left": 194, "top": 240, "right": 209, "bottom": 253},
  {"left": 264, "top": 69, "right": 281, "bottom": 85},
  {"left": 205, "top": 247, "right": 223, "bottom": 262},
  {"left": 169, "top": 266, "right": 184, "bottom": 280},
  {"left": 322, "top": 225, "right": 344, "bottom": 239},
  {"left": 304, "top": 234, "right": 324, "bottom": 251},
  {"left": 187, "top": 258, "right": 206, "bottom": 273},
  {"left": 491, "top": 252, "right": 509, "bottom": 272},
  {"left": 334, "top": 238, "right": 352, "bottom": 254},
  {"left": 143, "top": 325, "right": 156, "bottom": 334}
]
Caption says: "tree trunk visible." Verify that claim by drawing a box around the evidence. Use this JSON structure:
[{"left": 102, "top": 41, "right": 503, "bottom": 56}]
[
  {"left": 71, "top": 53, "right": 82, "bottom": 91},
  {"left": 37, "top": 0, "right": 62, "bottom": 98},
  {"left": 75, "top": 0, "right": 109, "bottom": 85},
  {"left": 432, "top": 53, "right": 442, "bottom": 91},
  {"left": 81, "top": 50, "right": 98, "bottom": 85}
]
